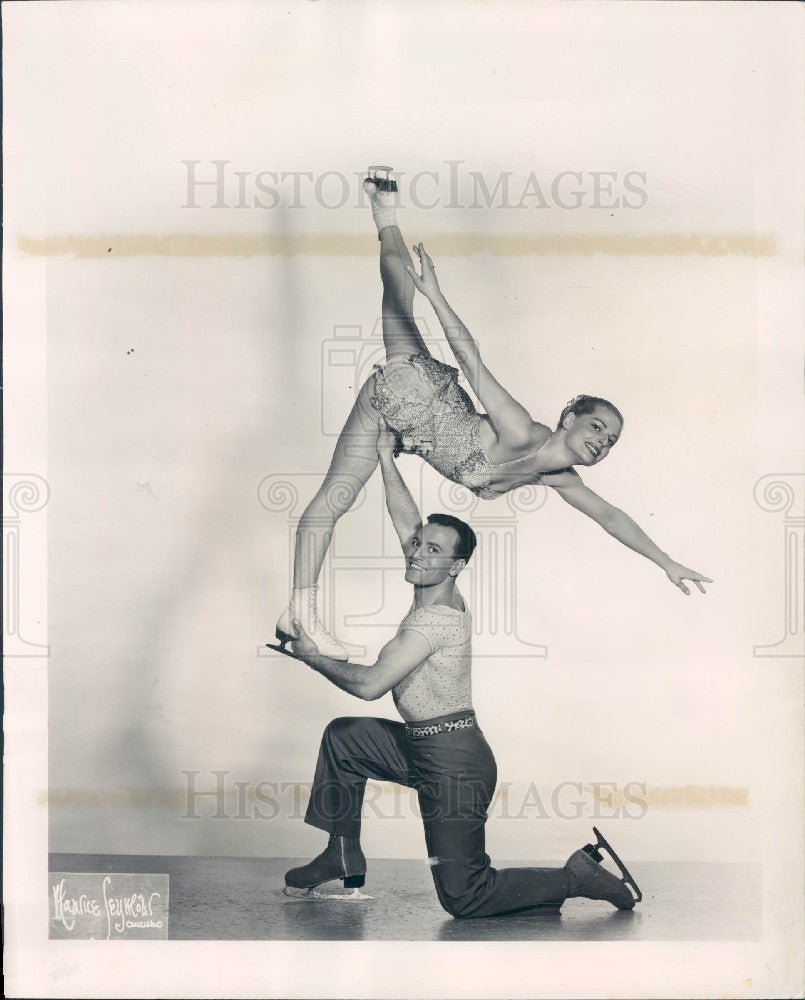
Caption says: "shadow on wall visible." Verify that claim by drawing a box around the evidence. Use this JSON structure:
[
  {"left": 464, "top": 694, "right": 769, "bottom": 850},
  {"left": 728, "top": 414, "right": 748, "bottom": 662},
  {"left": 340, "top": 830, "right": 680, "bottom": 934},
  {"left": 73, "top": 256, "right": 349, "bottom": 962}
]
[{"left": 96, "top": 204, "right": 369, "bottom": 854}]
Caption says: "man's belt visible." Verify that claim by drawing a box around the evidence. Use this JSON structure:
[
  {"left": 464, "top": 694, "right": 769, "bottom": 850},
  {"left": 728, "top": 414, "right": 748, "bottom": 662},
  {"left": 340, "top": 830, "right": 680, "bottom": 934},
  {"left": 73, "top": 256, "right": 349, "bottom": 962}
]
[{"left": 405, "top": 713, "right": 477, "bottom": 739}]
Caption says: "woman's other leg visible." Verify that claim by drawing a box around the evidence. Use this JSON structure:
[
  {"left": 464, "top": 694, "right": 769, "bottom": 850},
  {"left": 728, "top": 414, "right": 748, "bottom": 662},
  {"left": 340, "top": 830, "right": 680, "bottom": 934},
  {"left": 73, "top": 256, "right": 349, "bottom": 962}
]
[
  {"left": 292, "top": 380, "right": 380, "bottom": 588},
  {"left": 275, "top": 381, "right": 380, "bottom": 658}
]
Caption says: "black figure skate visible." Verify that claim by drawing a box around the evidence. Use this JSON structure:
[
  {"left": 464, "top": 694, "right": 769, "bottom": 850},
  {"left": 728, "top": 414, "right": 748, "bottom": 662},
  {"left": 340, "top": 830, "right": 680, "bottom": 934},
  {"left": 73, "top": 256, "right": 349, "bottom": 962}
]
[
  {"left": 567, "top": 825, "right": 642, "bottom": 909},
  {"left": 364, "top": 165, "right": 398, "bottom": 192},
  {"left": 283, "top": 834, "right": 372, "bottom": 901}
]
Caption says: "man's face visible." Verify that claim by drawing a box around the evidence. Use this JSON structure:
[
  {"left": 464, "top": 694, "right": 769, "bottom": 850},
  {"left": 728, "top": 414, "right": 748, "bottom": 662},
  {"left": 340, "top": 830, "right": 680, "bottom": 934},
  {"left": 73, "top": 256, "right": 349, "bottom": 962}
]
[{"left": 404, "top": 522, "right": 464, "bottom": 587}]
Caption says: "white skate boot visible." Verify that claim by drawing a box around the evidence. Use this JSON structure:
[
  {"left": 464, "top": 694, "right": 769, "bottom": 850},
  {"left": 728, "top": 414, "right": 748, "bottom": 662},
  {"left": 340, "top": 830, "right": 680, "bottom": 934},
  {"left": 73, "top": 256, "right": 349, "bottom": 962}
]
[
  {"left": 364, "top": 166, "right": 399, "bottom": 236},
  {"left": 271, "top": 586, "right": 349, "bottom": 661}
]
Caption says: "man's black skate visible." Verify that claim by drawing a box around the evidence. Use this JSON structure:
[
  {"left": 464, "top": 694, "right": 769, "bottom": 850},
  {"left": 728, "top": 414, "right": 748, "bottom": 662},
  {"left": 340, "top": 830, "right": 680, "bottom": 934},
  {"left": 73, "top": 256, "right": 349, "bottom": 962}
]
[
  {"left": 582, "top": 826, "right": 642, "bottom": 903},
  {"left": 284, "top": 834, "right": 370, "bottom": 900},
  {"left": 565, "top": 826, "right": 642, "bottom": 910}
]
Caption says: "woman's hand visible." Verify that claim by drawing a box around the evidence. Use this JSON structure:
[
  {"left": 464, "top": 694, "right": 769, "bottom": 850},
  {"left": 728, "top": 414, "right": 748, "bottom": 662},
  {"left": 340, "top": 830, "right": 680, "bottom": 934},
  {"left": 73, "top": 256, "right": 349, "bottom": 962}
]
[
  {"left": 376, "top": 418, "right": 397, "bottom": 461},
  {"left": 664, "top": 562, "right": 713, "bottom": 595},
  {"left": 406, "top": 243, "right": 442, "bottom": 300}
]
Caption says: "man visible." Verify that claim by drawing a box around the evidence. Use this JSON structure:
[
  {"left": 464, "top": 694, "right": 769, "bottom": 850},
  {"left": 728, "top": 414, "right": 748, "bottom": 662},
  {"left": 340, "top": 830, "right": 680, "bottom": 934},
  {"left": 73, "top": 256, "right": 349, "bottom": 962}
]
[{"left": 281, "top": 420, "right": 641, "bottom": 917}]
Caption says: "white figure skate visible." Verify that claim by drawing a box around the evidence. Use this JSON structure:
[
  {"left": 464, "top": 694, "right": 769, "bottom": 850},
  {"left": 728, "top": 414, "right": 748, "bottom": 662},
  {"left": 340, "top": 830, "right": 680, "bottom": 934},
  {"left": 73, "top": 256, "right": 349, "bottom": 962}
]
[{"left": 270, "top": 587, "right": 349, "bottom": 661}]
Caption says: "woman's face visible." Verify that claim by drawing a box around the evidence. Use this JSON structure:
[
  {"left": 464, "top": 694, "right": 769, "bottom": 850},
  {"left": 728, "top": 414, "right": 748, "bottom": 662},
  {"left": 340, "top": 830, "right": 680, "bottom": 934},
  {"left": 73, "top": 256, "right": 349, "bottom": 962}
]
[{"left": 563, "top": 406, "right": 622, "bottom": 466}]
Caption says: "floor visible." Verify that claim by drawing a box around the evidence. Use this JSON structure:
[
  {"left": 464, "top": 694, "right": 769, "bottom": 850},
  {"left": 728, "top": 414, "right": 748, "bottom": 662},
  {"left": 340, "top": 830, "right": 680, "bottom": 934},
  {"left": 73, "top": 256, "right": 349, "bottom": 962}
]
[{"left": 49, "top": 854, "right": 762, "bottom": 942}]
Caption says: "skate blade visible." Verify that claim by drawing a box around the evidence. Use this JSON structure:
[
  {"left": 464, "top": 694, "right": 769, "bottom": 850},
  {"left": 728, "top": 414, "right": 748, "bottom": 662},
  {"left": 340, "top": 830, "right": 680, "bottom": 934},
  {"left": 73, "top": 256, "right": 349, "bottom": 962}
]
[
  {"left": 265, "top": 642, "right": 303, "bottom": 661},
  {"left": 589, "top": 826, "right": 643, "bottom": 903},
  {"left": 283, "top": 886, "right": 373, "bottom": 901}
]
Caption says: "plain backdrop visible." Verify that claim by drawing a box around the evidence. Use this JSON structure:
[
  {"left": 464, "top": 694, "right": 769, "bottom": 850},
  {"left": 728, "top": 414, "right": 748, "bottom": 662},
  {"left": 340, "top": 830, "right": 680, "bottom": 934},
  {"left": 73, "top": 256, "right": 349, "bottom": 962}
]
[
  {"left": 3, "top": 0, "right": 798, "bottom": 862},
  {"left": 3, "top": 4, "right": 804, "bottom": 996}
]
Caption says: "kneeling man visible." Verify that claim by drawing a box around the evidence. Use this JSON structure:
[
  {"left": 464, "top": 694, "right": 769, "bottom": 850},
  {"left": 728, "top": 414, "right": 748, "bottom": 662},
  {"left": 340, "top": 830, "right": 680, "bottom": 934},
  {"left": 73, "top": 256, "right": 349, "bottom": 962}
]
[{"left": 280, "top": 421, "right": 641, "bottom": 917}]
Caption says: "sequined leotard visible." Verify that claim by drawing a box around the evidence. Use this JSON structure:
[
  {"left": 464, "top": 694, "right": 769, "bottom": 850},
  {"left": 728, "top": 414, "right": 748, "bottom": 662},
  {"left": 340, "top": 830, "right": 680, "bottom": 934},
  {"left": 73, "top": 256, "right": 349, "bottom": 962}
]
[{"left": 371, "top": 353, "right": 544, "bottom": 499}]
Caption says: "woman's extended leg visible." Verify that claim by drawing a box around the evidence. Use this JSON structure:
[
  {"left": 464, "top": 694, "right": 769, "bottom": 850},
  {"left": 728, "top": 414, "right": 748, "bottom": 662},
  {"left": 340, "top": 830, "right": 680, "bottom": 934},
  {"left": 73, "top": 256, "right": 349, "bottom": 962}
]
[
  {"left": 379, "top": 225, "right": 429, "bottom": 359},
  {"left": 364, "top": 174, "right": 430, "bottom": 360},
  {"left": 293, "top": 382, "right": 379, "bottom": 587}
]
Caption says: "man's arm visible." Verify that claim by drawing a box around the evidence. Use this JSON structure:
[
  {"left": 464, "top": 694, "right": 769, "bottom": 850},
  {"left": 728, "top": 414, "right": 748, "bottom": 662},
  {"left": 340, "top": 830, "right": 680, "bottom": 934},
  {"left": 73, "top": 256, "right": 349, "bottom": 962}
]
[
  {"left": 290, "top": 620, "right": 431, "bottom": 700},
  {"left": 376, "top": 418, "right": 422, "bottom": 549}
]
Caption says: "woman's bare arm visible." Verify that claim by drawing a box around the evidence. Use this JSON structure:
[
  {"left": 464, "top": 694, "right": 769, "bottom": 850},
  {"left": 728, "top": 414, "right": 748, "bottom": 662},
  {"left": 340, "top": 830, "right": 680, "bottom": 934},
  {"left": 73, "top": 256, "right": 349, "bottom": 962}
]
[
  {"left": 546, "top": 469, "right": 713, "bottom": 595},
  {"left": 407, "top": 244, "right": 536, "bottom": 447}
]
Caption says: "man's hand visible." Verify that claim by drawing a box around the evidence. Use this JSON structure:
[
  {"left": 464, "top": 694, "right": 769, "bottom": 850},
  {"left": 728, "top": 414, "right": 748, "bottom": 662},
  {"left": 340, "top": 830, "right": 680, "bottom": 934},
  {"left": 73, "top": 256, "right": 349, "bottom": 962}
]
[
  {"left": 290, "top": 619, "right": 320, "bottom": 661},
  {"left": 376, "top": 417, "right": 397, "bottom": 461},
  {"left": 406, "top": 243, "right": 442, "bottom": 301},
  {"left": 664, "top": 562, "right": 713, "bottom": 596}
]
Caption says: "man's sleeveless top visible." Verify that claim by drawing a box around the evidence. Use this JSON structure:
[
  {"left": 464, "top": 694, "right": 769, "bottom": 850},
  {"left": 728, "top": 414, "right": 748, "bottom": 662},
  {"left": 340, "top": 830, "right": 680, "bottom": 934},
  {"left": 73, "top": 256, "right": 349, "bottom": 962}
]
[{"left": 392, "top": 601, "right": 473, "bottom": 722}]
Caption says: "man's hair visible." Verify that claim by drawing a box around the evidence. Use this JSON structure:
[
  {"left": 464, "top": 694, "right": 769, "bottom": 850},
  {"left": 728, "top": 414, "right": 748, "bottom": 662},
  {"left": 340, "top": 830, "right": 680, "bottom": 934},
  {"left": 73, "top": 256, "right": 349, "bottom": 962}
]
[{"left": 426, "top": 513, "right": 477, "bottom": 563}]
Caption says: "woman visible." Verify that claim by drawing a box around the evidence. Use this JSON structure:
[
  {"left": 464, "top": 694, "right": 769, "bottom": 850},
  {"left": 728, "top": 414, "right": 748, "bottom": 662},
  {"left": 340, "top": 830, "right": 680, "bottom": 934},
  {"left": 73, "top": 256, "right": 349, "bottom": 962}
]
[{"left": 275, "top": 168, "right": 711, "bottom": 658}]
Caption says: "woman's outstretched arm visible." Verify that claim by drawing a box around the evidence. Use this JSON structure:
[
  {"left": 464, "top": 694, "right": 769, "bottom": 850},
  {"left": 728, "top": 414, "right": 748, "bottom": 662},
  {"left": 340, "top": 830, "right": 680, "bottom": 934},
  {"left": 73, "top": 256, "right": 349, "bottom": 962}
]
[
  {"left": 407, "top": 244, "right": 536, "bottom": 446},
  {"left": 546, "top": 469, "right": 713, "bottom": 595}
]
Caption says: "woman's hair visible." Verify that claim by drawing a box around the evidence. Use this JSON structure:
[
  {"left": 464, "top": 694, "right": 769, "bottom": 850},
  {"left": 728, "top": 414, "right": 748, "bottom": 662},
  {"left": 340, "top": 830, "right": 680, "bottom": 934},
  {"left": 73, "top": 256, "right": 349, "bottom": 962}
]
[
  {"left": 557, "top": 395, "right": 624, "bottom": 430},
  {"left": 426, "top": 513, "right": 478, "bottom": 563}
]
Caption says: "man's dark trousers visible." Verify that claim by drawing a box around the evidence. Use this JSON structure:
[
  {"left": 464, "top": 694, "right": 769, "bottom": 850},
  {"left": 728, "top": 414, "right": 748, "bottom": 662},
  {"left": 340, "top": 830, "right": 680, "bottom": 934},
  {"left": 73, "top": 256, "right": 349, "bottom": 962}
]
[{"left": 303, "top": 711, "right": 570, "bottom": 918}]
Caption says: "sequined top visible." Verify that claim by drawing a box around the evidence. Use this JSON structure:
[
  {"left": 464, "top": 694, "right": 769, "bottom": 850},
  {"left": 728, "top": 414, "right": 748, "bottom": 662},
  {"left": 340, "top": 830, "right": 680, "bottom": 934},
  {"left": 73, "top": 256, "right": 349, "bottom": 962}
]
[
  {"left": 371, "top": 353, "right": 541, "bottom": 499},
  {"left": 392, "top": 601, "right": 472, "bottom": 722}
]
